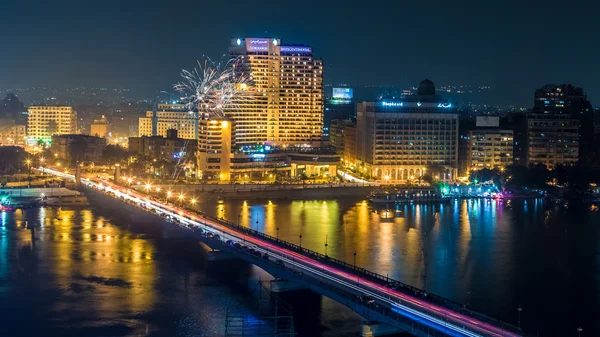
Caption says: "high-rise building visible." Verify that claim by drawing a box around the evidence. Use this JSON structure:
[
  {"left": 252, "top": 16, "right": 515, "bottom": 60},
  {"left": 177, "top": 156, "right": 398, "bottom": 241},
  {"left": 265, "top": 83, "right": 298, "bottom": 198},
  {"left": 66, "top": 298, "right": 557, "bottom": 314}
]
[
  {"left": 525, "top": 114, "right": 579, "bottom": 167},
  {"left": 27, "top": 105, "right": 77, "bottom": 140},
  {"left": 139, "top": 104, "right": 197, "bottom": 139},
  {"left": 532, "top": 84, "right": 594, "bottom": 161},
  {"left": 329, "top": 119, "right": 355, "bottom": 155},
  {"left": 468, "top": 117, "right": 514, "bottom": 170},
  {"left": 355, "top": 80, "right": 459, "bottom": 183},
  {"left": 197, "top": 119, "right": 232, "bottom": 181},
  {"left": 228, "top": 37, "right": 324, "bottom": 147}
]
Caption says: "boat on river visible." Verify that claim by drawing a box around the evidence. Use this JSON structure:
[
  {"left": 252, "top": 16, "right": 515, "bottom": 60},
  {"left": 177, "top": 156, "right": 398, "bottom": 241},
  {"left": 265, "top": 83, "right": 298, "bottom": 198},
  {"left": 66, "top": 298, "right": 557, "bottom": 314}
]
[{"left": 369, "top": 187, "right": 449, "bottom": 204}]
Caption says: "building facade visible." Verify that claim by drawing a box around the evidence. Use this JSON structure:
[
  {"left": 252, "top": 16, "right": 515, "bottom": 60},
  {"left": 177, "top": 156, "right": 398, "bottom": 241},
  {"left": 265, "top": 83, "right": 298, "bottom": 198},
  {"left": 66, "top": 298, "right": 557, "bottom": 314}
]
[
  {"left": 356, "top": 80, "right": 459, "bottom": 182},
  {"left": 0, "top": 124, "right": 27, "bottom": 146},
  {"left": 228, "top": 37, "right": 324, "bottom": 147},
  {"left": 51, "top": 134, "right": 106, "bottom": 163},
  {"left": 468, "top": 129, "right": 514, "bottom": 170},
  {"left": 525, "top": 114, "right": 579, "bottom": 167},
  {"left": 532, "top": 84, "right": 594, "bottom": 161},
  {"left": 90, "top": 115, "right": 112, "bottom": 138},
  {"left": 27, "top": 106, "right": 77, "bottom": 140},
  {"left": 139, "top": 104, "right": 197, "bottom": 140}
]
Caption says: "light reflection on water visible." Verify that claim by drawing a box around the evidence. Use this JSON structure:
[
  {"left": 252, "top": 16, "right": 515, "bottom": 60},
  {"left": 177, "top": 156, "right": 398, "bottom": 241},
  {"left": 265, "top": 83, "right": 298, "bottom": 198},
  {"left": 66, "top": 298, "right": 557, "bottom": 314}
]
[
  {"left": 191, "top": 197, "right": 600, "bottom": 336},
  {"left": 0, "top": 197, "right": 599, "bottom": 337}
]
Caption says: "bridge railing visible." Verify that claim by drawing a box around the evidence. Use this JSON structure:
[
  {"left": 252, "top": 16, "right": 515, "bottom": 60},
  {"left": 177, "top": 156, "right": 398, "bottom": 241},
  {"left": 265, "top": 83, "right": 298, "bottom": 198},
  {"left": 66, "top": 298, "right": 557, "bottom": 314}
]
[
  {"left": 86, "top": 181, "right": 522, "bottom": 336},
  {"left": 194, "top": 209, "right": 522, "bottom": 336}
]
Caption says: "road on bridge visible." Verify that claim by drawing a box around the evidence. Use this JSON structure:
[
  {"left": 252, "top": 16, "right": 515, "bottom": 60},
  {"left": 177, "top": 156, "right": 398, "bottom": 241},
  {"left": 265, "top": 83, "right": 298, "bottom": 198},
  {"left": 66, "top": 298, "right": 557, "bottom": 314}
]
[{"left": 41, "top": 167, "right": 522, "bottom": 337}]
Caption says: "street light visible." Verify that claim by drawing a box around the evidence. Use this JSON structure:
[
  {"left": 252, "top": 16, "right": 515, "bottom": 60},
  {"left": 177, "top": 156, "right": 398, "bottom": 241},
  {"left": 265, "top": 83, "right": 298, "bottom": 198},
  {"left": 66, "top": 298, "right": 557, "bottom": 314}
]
[
  {"left": 167, "top": 190, "right": 172, "bottom": 198},
  {"left": 517, "top": 305, "right": 522, "bottom": 329},
  {"left": 191, "top": 198, "right": 197, "bottom": 205},
  {"left": 145, "top": 183, "right": 151, "bottom": 190},
  {"left": 276, "top": 227, "right": 279, "bottom": 240},
  {"left": 324, "top": 234, "right": 328, "bottom": 257},
  {"left": 26, "top": 159, "right": 32, "bottom": 179},
  {"left": 577, "top": 326, "right": 582, "bottom": 337},
  {"left": 299, "top": 234, "right": 303, "bottom": 249},
  {"left": 353, "top": 251, "right": 357, "bottom": 269}
]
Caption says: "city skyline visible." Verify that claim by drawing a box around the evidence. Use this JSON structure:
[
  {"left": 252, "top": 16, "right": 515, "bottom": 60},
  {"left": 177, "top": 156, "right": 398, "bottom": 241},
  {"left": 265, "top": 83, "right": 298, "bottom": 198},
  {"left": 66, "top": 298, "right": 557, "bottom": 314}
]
[{"left": 1, "top": 0, "right": 599, "bottom": 107}]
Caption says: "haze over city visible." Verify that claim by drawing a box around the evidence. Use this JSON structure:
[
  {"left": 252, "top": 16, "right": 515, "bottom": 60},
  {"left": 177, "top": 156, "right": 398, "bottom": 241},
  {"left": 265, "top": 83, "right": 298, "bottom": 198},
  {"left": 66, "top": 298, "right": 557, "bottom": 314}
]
[
  {"left": 1, "top": 1, "right": 600, "bottom": 337},
  {"left": 1, "top": 0, "right": 599, "bottom": 106}
]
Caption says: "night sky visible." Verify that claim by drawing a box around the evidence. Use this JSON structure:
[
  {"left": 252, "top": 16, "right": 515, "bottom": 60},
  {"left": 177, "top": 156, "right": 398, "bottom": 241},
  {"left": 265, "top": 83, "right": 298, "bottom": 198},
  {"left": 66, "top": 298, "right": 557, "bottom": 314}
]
[{"left": 1, "top": 0, "right": 598, "bottom": 106}]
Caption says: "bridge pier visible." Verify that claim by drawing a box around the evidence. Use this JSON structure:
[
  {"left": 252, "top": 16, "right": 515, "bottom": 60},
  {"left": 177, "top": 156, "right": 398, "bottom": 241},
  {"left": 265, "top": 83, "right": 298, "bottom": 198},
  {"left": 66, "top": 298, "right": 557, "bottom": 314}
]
[
  {"left": 361, "top": 321, "right": 404, "bottom": 337},
  {"left": 75, "top": 165, "right": 81, "bottom": 188},
  {"left": 270, "top": 279, "right": 307, "bottom": 293}
]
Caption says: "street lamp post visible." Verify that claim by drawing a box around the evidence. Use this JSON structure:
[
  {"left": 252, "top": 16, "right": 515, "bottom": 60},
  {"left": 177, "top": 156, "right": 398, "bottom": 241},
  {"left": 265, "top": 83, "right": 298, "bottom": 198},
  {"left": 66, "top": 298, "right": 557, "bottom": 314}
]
[
  {"left": 26, "top": 159, "right": 32, "bottom": 180},
  {"left": 276, "top": 227, "right": 279, "bottom": 240},
  {"left": 353, "top": 251, "right": 357, "bottom": 269},
  {"left": 299, "top": 234, "right": 303, "bottom": 250},
  {"left": 517, "top": 305, "right": 522, "bottom": 329},
  {"left": 324, "top": 234, "right": 328, "bottom": 257},
  {"left": 577, "top": 327, "right": 582, "bottom": 337}
]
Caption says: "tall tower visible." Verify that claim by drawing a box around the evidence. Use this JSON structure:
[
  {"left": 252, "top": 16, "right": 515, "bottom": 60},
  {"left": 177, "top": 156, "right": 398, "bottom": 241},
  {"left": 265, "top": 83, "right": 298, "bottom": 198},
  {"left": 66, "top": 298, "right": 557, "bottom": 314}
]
[{"left": 228, "top": 37, "right": 324, "bottom": 147}]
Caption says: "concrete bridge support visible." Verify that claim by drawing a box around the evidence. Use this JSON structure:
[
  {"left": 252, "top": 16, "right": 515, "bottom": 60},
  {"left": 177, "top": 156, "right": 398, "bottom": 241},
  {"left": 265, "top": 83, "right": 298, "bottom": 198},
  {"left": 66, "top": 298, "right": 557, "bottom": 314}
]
[
  {"left": 270, "top": 279, "right": 307, "bottom": 293},
  {"left": 361, "top": 321, "right": 404, "bottom": 337},
  {"left": 75, "top": 165, "right": 81, "bottom": 188}
]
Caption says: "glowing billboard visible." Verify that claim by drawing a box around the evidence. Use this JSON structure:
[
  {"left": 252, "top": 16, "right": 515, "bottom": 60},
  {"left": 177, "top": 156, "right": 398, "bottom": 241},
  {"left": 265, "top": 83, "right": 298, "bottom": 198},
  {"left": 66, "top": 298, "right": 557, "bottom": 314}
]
[{"left": 333, "top": 88, "right": 353, "bottom": 100}]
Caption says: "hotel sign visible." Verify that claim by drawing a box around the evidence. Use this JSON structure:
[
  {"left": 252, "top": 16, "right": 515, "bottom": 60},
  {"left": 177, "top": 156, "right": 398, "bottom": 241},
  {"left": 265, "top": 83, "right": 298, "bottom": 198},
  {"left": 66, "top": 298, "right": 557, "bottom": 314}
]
[
  {"left": 382, "top": 102, "right": 404, "bottom": 107},
  {"left": 280, "top": 46, "right": 312, "bottom": 53},
  {"left": 247, "top": 38, "right": 270, "bottom": 52}
]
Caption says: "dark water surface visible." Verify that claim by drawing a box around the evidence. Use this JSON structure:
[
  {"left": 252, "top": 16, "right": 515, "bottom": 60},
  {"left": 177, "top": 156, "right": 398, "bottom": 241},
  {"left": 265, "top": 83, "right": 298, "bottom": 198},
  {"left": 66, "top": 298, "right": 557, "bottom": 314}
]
[{"left": 1, "top": 198, "right": 598, "bottom": 336}]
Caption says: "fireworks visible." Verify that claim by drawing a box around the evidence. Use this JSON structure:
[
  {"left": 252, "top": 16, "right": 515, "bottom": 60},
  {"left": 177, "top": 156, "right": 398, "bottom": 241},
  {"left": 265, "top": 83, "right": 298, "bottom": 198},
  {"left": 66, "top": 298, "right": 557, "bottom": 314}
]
[{"left": 174, "top": 56, "right": 253, "bottom": 118}]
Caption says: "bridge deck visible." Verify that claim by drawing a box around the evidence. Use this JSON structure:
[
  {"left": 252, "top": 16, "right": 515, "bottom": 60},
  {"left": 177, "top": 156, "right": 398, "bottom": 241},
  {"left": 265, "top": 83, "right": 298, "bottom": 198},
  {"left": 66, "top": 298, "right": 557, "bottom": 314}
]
[{"left": 41, "top": 167, "right": 526, "bottom": 337}]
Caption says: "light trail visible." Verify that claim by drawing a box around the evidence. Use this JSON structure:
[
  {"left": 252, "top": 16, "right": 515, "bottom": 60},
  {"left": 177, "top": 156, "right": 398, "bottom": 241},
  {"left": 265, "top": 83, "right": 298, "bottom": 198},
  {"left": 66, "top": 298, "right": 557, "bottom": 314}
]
[{"left": 41, "top": 167, "right": 521, "bottom": 337}]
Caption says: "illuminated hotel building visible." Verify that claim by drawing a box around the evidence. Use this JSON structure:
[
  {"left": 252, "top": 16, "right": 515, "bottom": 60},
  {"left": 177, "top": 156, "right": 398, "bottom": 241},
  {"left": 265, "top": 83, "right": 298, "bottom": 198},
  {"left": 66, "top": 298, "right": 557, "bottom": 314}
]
[
  {"left": 228, "top": 37, "right": 324, "bottom": 147},
  {"left": 27, "top": 105, "right": 77, "bottom": 140},
  {"left": 139, "top": 104, "right": 197, "bottom": 139},
  {"left": 356, "top": 80, "right": 459, "bottom": 182}
]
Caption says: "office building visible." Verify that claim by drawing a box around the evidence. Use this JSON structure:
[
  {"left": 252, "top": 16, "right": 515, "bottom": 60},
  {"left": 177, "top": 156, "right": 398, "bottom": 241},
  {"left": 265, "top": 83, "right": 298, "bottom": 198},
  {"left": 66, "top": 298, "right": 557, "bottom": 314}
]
[
  {"left": 129, "top": 129, "right": 198, "bottom": 162},
  {"left": 51, "top": 134, "right": 106, "bottom": 164},
  {"left": 196, "top": 117, "right": 338, "bottom": 181},
  {"left": 197, "top": 119, "right": 232, "bottom": 181},
  {"left": 356, "top": 80, "right": 459, "bottom": 182},
  {"left": 329, "top": 119, "right": 355, "bottom": 155},
  {"left": 90, "top": 115, "right": 112, "bottom": 138},
  {"left": 468, "top": 116, "right": 514, "bottom": 170},
  {"left": 27, "top": 106, "right": 77, "bottom": 140},
  {"left": 0, "top": 124, "right": 27, "bottom": 146},
  {"left": 228, "top": 37, "right": 324, "bottom": 147},
  {"left": 139, "top": 104, "right": 197, "bottom": 139},
  {"left": 525, "top": 114, "right": 579, "bottom": 167},
  {"left": 532, "top": 84, "right": 594, "bottom": 161},
  {"left": 343, "top": 124, "right": 357, "bottom": 164}
]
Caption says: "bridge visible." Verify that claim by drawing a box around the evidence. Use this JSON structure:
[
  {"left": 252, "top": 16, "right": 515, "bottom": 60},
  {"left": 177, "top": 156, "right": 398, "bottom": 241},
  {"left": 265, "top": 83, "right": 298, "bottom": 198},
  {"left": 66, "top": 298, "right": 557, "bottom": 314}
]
[{"left": 41, "top": 166, "right": 524, "bottom": 337}]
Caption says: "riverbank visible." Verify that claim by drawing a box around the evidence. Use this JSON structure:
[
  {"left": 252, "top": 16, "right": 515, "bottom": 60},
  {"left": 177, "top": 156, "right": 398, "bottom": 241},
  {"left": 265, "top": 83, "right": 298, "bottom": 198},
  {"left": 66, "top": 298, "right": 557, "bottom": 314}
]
[{"left": 137, "top": 184, "right": 377, "bottom": 200}]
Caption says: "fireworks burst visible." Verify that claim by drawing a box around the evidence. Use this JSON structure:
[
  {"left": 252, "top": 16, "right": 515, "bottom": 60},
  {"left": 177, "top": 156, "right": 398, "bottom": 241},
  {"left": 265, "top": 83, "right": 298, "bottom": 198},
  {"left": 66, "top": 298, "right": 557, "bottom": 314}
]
[{"left": 174, "top": 56, "right": 253, "bottom": 118}]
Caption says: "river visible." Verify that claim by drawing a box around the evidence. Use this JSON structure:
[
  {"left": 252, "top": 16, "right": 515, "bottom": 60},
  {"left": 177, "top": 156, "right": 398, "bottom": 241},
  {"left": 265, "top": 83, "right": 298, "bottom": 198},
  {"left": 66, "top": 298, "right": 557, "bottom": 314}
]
[{"left": 0, "top": 197, "right": 598, "bottom": 336}]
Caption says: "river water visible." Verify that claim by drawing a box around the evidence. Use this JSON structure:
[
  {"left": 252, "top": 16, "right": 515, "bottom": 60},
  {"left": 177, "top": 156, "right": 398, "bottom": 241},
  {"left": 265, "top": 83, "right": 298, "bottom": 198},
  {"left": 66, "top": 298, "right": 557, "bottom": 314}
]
[{"left": 0, "top": 197, "right": 598, "bottom": 336}]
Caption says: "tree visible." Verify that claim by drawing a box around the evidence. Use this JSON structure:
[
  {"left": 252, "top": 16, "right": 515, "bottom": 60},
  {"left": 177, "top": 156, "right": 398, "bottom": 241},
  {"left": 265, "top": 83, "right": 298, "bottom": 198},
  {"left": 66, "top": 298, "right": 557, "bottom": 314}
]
[
  {"left": 68, "top": 138, "right": 88, "bottom": 166},
  {"left": 103, "top": 144, "right": 128, "bottom": 165},
  {"left": 0, "top": 146, "right": 28, "bottom": 174}
]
